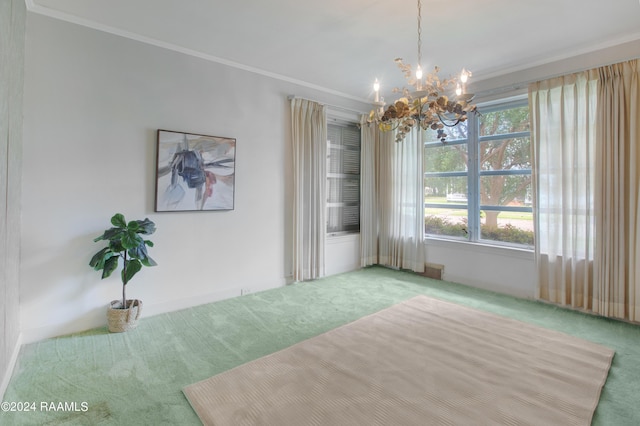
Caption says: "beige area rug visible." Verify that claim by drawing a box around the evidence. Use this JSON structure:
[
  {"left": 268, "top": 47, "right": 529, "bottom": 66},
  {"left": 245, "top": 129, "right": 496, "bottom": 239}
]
[{"left": 184, "top": 295, "right": 614, "bottom": 426}]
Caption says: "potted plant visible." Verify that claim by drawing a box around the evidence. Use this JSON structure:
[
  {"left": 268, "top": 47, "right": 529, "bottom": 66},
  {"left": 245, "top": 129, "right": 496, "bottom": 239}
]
[{"left": 89, "top": 213, "right": 157, "bottom": 332}]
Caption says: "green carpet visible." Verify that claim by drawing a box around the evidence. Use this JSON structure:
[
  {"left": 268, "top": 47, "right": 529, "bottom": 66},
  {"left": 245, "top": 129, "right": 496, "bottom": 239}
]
[{"left": 2, "top": 266, "right": 639, "bottom": 425}]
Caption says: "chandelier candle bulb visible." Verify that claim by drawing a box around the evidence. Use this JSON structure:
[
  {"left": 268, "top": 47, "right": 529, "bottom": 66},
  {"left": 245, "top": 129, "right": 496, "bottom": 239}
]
[
  {"left": 460, "top": 68, "right": 471, "bottom": 94},
  {"left": 416, "top": 66, "right": 423, "bottom": 91},
  {"left": 460, "top": 69, "right": 470, "bottom": 83},
  {"left": 374, "top": 79, "right": 380, "bottom": 102}
]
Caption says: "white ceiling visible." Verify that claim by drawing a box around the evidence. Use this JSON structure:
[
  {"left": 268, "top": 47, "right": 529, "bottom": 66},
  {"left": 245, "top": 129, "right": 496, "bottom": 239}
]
[{"left": 29, "top": 0, "right": 640, "bottom": 102}]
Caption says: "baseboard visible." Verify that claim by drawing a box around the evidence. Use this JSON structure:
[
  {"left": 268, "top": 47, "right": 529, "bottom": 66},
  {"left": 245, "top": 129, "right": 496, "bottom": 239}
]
[
  {"left": 143, "top": 287, "right": 246, "bottom": 318},
  {"left": 20, "top": 278, "right": 289, "bottom": 344},
  {"left": 21, "top": 316, "right": 106, "bottom": 344},
  {"left": 1, "top": 332, "right": 23, "bottom": 400}
]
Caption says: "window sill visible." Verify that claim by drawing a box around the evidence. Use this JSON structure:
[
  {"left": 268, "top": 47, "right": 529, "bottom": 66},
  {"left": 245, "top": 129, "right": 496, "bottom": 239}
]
[
  {"left": 326, "top": 232, "right": 360, "bottom": 242},
  {"left": 425, "top": 236, "right": 534, "bottom": 260}
]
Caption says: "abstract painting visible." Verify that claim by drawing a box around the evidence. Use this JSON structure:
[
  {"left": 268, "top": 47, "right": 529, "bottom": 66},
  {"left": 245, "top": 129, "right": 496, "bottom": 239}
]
[{"left": 155, "top": 130, "right": 236, "bottom": 212}]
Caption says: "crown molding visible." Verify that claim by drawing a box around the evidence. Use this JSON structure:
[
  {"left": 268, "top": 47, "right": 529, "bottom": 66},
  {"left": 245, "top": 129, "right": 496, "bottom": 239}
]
[
  {"left": 474, "top": 31, "right": 640, "bottom": 82},
  {"left": 24, "top": 0, "right": 370, "bottom": 105}
]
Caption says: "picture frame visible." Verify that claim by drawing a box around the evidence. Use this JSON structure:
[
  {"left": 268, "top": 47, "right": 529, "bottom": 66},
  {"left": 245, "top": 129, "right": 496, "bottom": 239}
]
[{"left": 155, "top": 129, "right": 236, "bottom": 212}]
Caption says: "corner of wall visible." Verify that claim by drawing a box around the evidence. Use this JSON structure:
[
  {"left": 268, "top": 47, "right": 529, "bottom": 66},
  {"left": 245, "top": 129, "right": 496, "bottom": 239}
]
[
  {"left": 0, "top": 333, "right": 23, "bottom": 400},
  {"left": 1, "top": 0, "right": 26, "bottom": 402}
]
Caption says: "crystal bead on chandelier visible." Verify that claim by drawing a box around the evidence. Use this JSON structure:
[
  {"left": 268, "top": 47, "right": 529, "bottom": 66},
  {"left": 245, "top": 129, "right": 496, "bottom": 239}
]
[{"left": 368, "top": 0, "right": 476, "bottom": 143}]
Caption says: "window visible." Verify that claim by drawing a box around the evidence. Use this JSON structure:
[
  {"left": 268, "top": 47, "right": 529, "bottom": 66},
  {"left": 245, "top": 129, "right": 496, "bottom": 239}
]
[
  {"left": 424, "top": 99, "right": 533, "bottom": 247},
  {"left": 326, "top": 123, "right": 361, "bottom": 234}
]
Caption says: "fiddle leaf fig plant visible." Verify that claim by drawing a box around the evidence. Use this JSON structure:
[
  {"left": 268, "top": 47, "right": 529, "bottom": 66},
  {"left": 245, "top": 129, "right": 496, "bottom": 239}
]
[{"left": 89, "top": 213, "right": 157, "bottom": 309}]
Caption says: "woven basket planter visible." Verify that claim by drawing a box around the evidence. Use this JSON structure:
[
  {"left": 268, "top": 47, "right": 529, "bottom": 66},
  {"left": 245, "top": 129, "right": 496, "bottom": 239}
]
[{"left": 107, "top": 299, "right": 142, "bottom": 333}]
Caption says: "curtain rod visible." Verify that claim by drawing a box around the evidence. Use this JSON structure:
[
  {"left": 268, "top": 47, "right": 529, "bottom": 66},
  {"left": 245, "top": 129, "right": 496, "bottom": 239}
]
[{"left": 287, "top": 95, "right": 368, "bottom": 116}]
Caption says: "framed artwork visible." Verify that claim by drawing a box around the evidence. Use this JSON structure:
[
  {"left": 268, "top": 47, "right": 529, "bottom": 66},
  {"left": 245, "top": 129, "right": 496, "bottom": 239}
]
[{"left": 155, "top": 129, "right": 236, "bottom": 212}]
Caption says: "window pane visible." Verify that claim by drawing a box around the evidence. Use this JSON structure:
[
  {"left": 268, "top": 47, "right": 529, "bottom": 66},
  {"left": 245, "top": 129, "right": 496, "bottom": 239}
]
[
  {"left": 425, "top": 144, "right": 468, "bottom": 173},
  {"left": 328, "top": 146, "right": 359, "bottom": 174},
  {"left": 479, "top": 175, "right": 532, "bottom": 207},
  {"left": 341, "top": 126, "right": 361, "bottom": 174},
  {"left": 424, "top": 176, "right": 468, "bottom": 200},
  {"left": 425, "top": 175, "right": 468, "bottom": 238},
  {"left": 342, "top": 148, "right": 360, "bottom": 174},
  {"left": 480, "top": 210, "right": 534, "bottom": 246},
  {"left": 327, "top": 177, "right": 359, "bottom": 204},
  {"left": 425, "top": 209, "right": 468, "bottom": 238},
  {"left": 479, "top": 106, "right": 530, "bottom": 137},
  {"left": 327, "top": 146, "right": 342, "bottom": 174},
  {"left": 424, "top": 121, "right": 468, "bottom": 142},
  {"left": 327, "top": 206, "right": 359, "bottom": 233},
  {"left": 480, "top": 136, "right": 531, "bottom": 171}
]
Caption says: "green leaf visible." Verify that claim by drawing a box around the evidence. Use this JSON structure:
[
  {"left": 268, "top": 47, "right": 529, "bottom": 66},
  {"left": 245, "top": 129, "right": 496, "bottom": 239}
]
[
  {"left": 89, "top": 248, "right": 119, "bottom": 270},
  {"left": 142, "top": 255, "right": 157, "bottom": 267},
  {"left": 102, "top": 228, "right": 125, "bottom": 241},
  {"left": 136, "top": 218, "right": 156, "bottom": 235},
  {"left": 89, "top": 247, "right": 111, "bottom": 268},
  {"left": 122, "top": 259, "right": 142, "bottom": 284},
  {"left": 94, "top": 227, "right": 125, "bottom": 242},
  {"left": 144, "top": 240, "right": 154, "bottom": 247},
  {"left": 102, "top": 256, "right": 119, "bottom": 279},
  {"left": 128, "top": 244, "right": 146, "bottom": 261},
  {"left": 127, "top": 221, "right": 140, "bottom": 231},
  {"left": 111, "top": 213, "right": 126, "bottom": 228},
  {"left": 121, "top": 230, "right": 144, "bottom": 250},
  {"left": 109, "top": 240, "right": 124, "bottom": 253},
  {"left": 127, "top": 244, "right": 157, "bottom": 267}
]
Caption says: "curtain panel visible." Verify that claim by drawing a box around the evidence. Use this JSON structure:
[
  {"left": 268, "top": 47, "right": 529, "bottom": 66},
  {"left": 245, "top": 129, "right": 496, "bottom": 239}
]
[
  {"left": 531, "top": 59, "right": 640, "bottom": 322},
  {"left": 377, "top": 127, "right": 425, "bottom": 273},
  {"left": 529, "top": 70, "right": 598, "bottom": 309},
  {"left": 359, "top": 122, "right": 425, "bottom": 273},
  {"left": 594, "top": 59, "right": 640, "bottom": 321},
  {"left": 290, "top": 98, "right": 327, "bottom": 281},
  {"left": 360, "top": 116, "right": 379, "bottom": 267}
]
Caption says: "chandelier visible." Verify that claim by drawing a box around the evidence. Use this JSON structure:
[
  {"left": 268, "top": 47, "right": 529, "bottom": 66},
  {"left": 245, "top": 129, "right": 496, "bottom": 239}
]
[{"left": 367, "top": 0, "right": 476, "bottom": 143}]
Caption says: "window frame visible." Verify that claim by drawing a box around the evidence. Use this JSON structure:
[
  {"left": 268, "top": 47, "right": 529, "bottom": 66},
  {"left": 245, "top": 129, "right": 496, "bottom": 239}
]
[
  {"left": 326, "top": 120, "right": 361, "bottom": 237},
  {"left": 424, "top": 97, "right": 533, "bottom": 249}
]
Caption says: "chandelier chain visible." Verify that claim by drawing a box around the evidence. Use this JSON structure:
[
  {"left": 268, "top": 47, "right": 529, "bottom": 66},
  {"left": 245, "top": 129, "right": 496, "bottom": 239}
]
[{"left": 417, "top": 0, "right": 422, "bottom": 67}]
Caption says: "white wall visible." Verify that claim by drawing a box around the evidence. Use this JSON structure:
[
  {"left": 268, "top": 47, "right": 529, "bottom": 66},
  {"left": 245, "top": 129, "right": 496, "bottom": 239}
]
[
  {"left": 325, "top": 235, "right": 361, "bottom": 277},
  {"left": 425, "top": 239, "right": 535, "bottom": 299},
  {"left": 324, "top": 233, "right": 536, "bottom": 299},
  {"left": 20, "top": 13, "right": 368, "bottom": 342}
]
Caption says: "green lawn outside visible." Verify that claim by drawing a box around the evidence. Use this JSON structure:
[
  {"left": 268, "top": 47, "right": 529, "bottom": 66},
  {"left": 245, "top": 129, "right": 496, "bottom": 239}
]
[{"left": 425, "top": 197, "right": 532, "bottom": 221}]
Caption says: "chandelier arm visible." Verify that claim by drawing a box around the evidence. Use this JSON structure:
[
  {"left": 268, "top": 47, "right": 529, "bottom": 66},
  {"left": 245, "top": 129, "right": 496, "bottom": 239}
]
[{"left": 437, "top": 113, "right": 462, "bottom": 127}]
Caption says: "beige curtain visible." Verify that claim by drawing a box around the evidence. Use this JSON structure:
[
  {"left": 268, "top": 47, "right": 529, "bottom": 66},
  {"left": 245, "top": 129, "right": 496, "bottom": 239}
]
[
  {"left": 532, "top": 59, "right": 640, "bottom": 322},
  {"left": 594, "top": 59, "right": 640, "bottom": 321},
  {"left": 290, "top": 98, "right": 327, "bottom": 281},
  {"left": 359, "top": 117, "right": 379, "bottom": 267},
  {"left": 378, "top": 127, "right": 425, "bottom": 273},
  {"left": 529, "top": 70, "right": 598, "bottom": 308}
]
